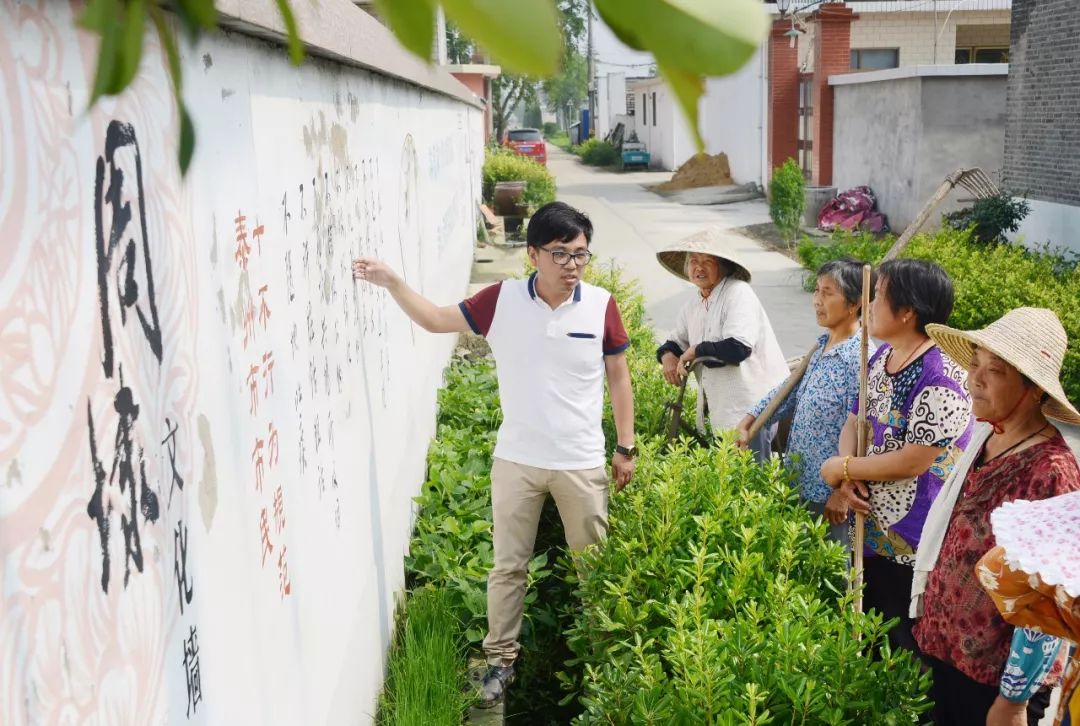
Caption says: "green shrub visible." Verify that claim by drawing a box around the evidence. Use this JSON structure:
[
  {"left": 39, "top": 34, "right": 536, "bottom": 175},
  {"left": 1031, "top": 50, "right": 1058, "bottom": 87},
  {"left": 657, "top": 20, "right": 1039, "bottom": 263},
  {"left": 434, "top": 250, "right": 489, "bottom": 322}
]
[
  {"left": 564, "top": 441, "right": 932, "bottom": 724},
  {"left": 770, "top": 159, "right": 806, "bottom": 246},
  {"left": 943, "top": 193, "right": 1031, "bottom": 245},
  {"left": 797, "top": 227, "right": 1080, "bottom": 404},
  {"left": 542, "top": 121, "right": 560, "bottom": 138},
  {"left": 377, "top": 587, "right": 473, "bottom": 725},
  {"left": 575, "top": 138, "right": 619, "bottom": 167},
  {"left": 482, "top": 148, "right": 557, "bottom": 213}
]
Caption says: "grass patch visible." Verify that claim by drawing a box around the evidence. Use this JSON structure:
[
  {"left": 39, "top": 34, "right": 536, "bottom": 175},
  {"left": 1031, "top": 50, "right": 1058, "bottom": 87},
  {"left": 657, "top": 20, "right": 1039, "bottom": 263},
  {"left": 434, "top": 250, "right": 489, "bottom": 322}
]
[{"left": 377, "top": 587, "right": 473, "bottom": 725}]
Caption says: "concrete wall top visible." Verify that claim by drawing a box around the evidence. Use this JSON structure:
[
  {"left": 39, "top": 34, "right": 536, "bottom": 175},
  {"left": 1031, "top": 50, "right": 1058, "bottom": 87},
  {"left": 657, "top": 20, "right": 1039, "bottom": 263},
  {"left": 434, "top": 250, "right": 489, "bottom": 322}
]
[
  {"left": 215, "top": 0, "right": 481, "bottom": 107},
  {"left": 771, "top": 0, "right": 1011, "bottom": 14},
  {"left": 830, "top": 62, "right": 1008, "bottom": 85}
]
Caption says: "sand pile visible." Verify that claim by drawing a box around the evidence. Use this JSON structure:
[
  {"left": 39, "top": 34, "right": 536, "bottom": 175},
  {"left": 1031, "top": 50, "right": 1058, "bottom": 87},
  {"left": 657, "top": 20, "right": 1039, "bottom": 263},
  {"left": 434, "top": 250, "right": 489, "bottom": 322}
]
[{"left": 655, "top": 152, "right": 733, "bottom": 191}]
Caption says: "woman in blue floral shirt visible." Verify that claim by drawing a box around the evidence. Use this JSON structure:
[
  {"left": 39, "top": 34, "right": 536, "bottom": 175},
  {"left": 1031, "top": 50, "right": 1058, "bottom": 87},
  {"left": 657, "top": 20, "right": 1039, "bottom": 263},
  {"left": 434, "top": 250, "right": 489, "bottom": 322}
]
[{"left": 737, "top": 259, "right": 873, "bottom": 547}]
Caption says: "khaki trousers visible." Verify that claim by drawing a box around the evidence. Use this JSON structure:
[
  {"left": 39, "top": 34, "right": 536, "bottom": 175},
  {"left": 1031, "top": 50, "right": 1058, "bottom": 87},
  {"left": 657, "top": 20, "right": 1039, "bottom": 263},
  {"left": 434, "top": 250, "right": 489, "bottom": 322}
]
[{"left": 482, "top": 457, "right": 609, "bottom": 666}]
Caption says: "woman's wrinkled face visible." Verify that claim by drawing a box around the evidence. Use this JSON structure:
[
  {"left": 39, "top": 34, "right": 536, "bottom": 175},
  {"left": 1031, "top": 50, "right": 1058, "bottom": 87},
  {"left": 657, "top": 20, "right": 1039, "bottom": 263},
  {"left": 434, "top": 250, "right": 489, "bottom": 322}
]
[
  {"left": 967, "top": 346, "right": 1037, "bottom": 421},
  {"left": 685, "top": 253, "right": 724, "bottom": 291},
  {"left": 813, "top": 274, "right": 857, "bottom": 329}
]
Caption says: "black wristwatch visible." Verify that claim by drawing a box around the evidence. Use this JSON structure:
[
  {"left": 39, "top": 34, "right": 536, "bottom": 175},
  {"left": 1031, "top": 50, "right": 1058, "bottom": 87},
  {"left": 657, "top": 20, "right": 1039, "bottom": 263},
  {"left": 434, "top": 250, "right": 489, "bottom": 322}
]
[{"left": 614, "top": 444, "right": 637, "bottom": 458}]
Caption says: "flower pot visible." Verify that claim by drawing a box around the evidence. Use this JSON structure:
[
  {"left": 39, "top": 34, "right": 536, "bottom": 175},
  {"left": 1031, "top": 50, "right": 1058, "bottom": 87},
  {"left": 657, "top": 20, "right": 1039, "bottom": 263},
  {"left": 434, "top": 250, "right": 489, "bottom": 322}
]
[{"left": 493, "top": 181, "right": 528, "bottom": 217}]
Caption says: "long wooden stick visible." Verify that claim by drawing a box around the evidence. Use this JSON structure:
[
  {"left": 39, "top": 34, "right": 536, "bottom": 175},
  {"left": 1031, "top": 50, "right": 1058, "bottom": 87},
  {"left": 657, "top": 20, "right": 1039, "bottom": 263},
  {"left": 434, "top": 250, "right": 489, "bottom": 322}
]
[
  {"left": 852, "top": 264, "right": 872, "bottom": 615},
  {"left": 746, "top": 342, "right": 821, "bottom": 441}
]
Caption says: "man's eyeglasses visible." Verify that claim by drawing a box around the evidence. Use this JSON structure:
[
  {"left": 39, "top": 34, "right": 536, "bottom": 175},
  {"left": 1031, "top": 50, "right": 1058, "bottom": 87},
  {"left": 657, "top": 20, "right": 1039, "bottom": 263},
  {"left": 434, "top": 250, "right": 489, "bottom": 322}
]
[{"left": 538, "top": 247, "right": 593, "bottom": 267}]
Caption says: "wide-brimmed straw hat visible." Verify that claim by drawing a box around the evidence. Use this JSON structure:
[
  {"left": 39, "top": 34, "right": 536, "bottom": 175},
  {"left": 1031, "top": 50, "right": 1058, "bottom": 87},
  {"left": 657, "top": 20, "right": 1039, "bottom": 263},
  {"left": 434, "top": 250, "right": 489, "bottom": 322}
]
[
  {"left": 656, "top": 228, "right": 752, "bottom": 283},
  {"left": 926, "top": 307, "right": 1080, "bottom": 425}
]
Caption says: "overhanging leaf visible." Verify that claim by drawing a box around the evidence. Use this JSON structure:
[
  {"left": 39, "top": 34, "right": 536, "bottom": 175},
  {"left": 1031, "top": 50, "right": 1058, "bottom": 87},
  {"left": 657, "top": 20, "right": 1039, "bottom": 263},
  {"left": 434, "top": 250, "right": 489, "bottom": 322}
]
[
  {"left": 115, "top": 0, "right": 146, "bottom": 91},
  {"left": 376, "top": 0, "right": 435, "bottom": 61},
  {"left": 176, "top": 0, "right": 218, "bottom": 30},
  {"left": 594, "top": 0, "right": 647, "bottom": 51},
  {"left": 178, "top": 101, "right": 196, "bottom": 174},
  {"left": 656, "top": 61, "right": 704, "bottom": 152},
  {"left": 441, "top": 0, "right": 560, "bottom": 76},
  {"left": 149, "top": 5, "right": 182, "bottom": 93},
  {"left": 599, "top": 0, "right": 767, "bottom": 77},
  {"left": 273, "top": 0, "right": 305, "bottom": 65},
  {"left": 77, "top": 0, "right": 114, "bottom": 32},
  {"left": 80, "top": 0, "right": 121, "bottom": 105}
]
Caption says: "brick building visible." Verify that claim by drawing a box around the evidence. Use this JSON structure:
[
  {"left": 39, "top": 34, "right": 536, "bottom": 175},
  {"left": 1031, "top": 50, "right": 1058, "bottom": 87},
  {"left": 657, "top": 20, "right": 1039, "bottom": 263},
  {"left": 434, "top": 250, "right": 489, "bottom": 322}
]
[{"left": 1004, "top": 0, "right": 1080, "bottom": 252}]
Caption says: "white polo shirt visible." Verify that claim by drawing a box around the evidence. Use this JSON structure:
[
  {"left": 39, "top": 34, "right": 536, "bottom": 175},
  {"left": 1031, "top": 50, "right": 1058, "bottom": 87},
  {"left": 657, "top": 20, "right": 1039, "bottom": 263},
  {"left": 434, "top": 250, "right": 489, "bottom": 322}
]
[{"left": 459, "top": 273, "right": 629, "bottom": 470}]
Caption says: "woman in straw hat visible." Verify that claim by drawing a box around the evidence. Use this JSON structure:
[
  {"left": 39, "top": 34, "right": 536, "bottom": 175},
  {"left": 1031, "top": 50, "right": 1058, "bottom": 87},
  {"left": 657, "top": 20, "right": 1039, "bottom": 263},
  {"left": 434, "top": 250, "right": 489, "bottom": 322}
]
[
  {"left": 978, "top": 491, "right": 1080, "bottom": 726},
  {"left": 820, "top": 259, "right": 973, "bottom": 655},
  {"left": 909, "top": 307, "right": 1080, "bottom": 725},
  {"left": 654, "top": 229, "right": 789, "bottom": 456}
]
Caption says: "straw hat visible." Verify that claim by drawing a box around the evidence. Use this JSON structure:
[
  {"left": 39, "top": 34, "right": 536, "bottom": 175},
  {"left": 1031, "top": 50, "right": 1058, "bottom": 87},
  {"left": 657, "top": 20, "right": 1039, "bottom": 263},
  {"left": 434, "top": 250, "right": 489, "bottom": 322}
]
[
  {"left": 656, "top": 228, "right": 752, "bottom": 283},
  {"left": 926, "top": 307, "right": 1080, "bottom": 424}
]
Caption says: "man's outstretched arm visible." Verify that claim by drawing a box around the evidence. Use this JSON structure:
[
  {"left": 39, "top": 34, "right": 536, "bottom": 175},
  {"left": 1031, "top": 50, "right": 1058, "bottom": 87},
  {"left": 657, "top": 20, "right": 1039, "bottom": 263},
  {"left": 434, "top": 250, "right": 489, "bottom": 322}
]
[{"left": 352, "top": 257, "right": 471, "bottom": 334}]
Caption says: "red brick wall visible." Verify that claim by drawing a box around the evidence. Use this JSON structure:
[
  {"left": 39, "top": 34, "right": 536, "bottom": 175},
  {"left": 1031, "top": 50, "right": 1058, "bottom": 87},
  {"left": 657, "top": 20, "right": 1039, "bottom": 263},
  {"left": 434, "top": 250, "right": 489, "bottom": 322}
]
[
  {"left": 768, "top": 20, "right": 800, "bottom": 176},
  {"left": 811, "top": 4, "right": 856, "bottom": 186}
]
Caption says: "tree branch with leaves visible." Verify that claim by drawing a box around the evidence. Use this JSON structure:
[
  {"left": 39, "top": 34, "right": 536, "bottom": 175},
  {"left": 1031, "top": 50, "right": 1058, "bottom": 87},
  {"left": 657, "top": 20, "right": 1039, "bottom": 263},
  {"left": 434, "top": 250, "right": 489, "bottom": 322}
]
[{"left": 81, "top": 0, "right": 767, "bottom": 174}]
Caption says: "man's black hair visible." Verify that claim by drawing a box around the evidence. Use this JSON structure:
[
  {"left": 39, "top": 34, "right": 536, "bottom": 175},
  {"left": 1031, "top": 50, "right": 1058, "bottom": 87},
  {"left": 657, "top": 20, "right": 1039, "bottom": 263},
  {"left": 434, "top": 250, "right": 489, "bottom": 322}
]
[
  {"left": 526, "top": 201, "right": 593, "bottom": 248},
  {"left": 877, "top": 258, "right": 954, "bottom": 334}
]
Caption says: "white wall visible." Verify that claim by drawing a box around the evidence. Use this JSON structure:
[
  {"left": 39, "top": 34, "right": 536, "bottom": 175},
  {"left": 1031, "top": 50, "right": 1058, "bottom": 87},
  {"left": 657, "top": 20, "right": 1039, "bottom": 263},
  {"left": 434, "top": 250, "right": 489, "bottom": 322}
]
[
  {"left": 1012, "top": 199, "right": 1080, "bottom": 255},
  {"left": 630, "top": 79, "right": 696, "bottom": 172},
  {"left": 596, "top": 75, "right": 611, "bottom": 139},
  {"left": 0, "top": 2, "right": 481, "bottom": 724},
  {"left": 701, "top": 48, "right": 767, "bottom": 186}
]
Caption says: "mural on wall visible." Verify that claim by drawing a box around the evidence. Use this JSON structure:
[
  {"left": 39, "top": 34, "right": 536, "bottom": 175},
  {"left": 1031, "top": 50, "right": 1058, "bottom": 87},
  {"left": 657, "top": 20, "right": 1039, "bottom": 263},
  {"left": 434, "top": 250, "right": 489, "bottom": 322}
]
[{"left": 0, "top": 2, "right": 482, "bottom": 723}]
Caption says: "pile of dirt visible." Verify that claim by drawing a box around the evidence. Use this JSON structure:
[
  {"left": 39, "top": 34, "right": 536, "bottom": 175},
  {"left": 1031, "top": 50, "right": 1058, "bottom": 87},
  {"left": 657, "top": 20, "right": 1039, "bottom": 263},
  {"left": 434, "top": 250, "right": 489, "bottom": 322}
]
[{"left": 655, "top": 152, "right": 733, "bottom": 191}]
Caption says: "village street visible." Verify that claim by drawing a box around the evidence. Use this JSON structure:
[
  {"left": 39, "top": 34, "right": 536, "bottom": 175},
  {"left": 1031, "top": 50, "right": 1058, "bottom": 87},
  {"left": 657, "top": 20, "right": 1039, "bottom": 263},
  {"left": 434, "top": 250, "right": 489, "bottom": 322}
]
[
  {"left": 518, "top": 147, "right": 1080, "bottom": 457},
  {"left": 547, "top": 147, "right": 820, "bottom": 359}
]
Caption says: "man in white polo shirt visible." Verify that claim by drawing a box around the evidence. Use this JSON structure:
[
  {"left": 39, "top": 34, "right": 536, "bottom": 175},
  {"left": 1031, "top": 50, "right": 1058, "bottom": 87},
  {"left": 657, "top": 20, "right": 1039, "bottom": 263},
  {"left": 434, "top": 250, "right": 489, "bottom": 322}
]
[{"left": 351, "top": 201, "right": 636, "bottom": 706}]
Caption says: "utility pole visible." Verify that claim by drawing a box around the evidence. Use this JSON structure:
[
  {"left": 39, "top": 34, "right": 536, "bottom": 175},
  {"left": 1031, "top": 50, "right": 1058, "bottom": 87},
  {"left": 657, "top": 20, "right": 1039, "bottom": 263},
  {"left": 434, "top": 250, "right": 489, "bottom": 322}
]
[{"left": 587, "top": 1, "right": 595, "bottom": 139}]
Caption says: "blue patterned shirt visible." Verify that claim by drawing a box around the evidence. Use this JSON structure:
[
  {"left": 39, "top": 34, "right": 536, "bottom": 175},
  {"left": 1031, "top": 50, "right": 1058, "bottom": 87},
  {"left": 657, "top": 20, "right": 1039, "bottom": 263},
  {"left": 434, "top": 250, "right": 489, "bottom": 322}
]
[{"left": 750, "top": 332, "right": 862, "bottom": 504}]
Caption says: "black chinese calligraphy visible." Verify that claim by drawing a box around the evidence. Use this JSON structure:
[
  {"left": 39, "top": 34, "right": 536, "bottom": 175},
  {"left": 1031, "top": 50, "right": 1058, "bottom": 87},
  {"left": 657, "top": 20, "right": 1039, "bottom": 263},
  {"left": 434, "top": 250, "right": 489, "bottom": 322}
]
[
  {"left": 86, "top": 369, "right": 161, "bottom": 593},
  {"left": 93, "top": 121, "right": 164, "bottom": 380}
]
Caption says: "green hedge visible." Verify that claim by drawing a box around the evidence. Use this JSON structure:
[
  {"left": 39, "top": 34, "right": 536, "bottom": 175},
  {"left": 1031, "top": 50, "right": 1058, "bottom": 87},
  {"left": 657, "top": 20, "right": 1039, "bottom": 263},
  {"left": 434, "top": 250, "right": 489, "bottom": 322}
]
[
  {"left": 574, "top": 138, "right": 619, "bottom": 167},
  {"left": 481, "top": 148, "right": 557, "bottom": 213},
  {"left": 797, "top": 228, "right": 1080, "bottom": 404},
  {"left": 566, "top": 441, "right": 930, "bottom": 724}
]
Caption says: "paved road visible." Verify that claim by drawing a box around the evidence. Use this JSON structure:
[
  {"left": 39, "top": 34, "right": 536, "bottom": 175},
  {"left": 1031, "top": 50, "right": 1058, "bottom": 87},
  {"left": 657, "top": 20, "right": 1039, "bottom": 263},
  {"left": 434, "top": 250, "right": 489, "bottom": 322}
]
[{"left": 548, "top": 147, "right": 819, "bottom": 359}]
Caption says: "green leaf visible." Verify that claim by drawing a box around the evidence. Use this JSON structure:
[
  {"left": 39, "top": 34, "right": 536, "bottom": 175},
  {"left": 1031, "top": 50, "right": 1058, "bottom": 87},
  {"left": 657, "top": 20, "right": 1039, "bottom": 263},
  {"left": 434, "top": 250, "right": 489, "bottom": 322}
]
[
  {"left": 178, "top": 103, "right": 195, "bottom": 175},
  {"left": 273, "top": 0, "right": 305, "bottom": 65},
  {"left": 77, "top": 0, "right": 114, "bottom": 32},
  {"left": 115, "top": 0, "right": 146, "bottom": 91},
  {"left": 81, "top": 0, "right": 121, "bottom": 105},
  {"left": 176, "top": 0, "right": 217, "bottom": 30},
  {"left": 376, "top": 0, "right": 435, "bottom": 61},
  {"left": 656, "top": 62, "right": 704, "bottom": 152},
  {"left": 441, "top": 0, "right": 561, "bottom": 76},
  {"left": 596, "top": 0, "right": 766, "bottom": 76},
  {"left": 152, "top": 7, "right": 183, "bottom": 94}
]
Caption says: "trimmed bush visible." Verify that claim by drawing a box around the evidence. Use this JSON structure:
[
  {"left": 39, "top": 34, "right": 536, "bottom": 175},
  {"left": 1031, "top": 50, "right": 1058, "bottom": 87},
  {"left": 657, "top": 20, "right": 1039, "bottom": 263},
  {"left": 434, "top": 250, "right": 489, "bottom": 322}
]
[
  {"left": 481, "top": 148, "right": 557, "bottom": 213},
  {"left": 798, "top": 228, "right": 1080, "bottom": 404},
  {"left": 542, "top": 121, "right": 560, "bottom": 138},
  {"left": 575, "top": 138, "right": 619, "bottom": 167},
  {"left": 770, "top": 158, "right": 806, "bottom": 246},
  {"left": 565, "top": 441, "right": 931, "bottom": 724}
]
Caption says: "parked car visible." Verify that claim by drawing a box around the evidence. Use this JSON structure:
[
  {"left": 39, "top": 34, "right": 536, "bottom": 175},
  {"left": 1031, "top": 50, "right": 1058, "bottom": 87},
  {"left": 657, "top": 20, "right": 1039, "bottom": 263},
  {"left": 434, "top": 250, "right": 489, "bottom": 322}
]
[{"left": 503, "top": 128, "right": 547, "bottom": 166}]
